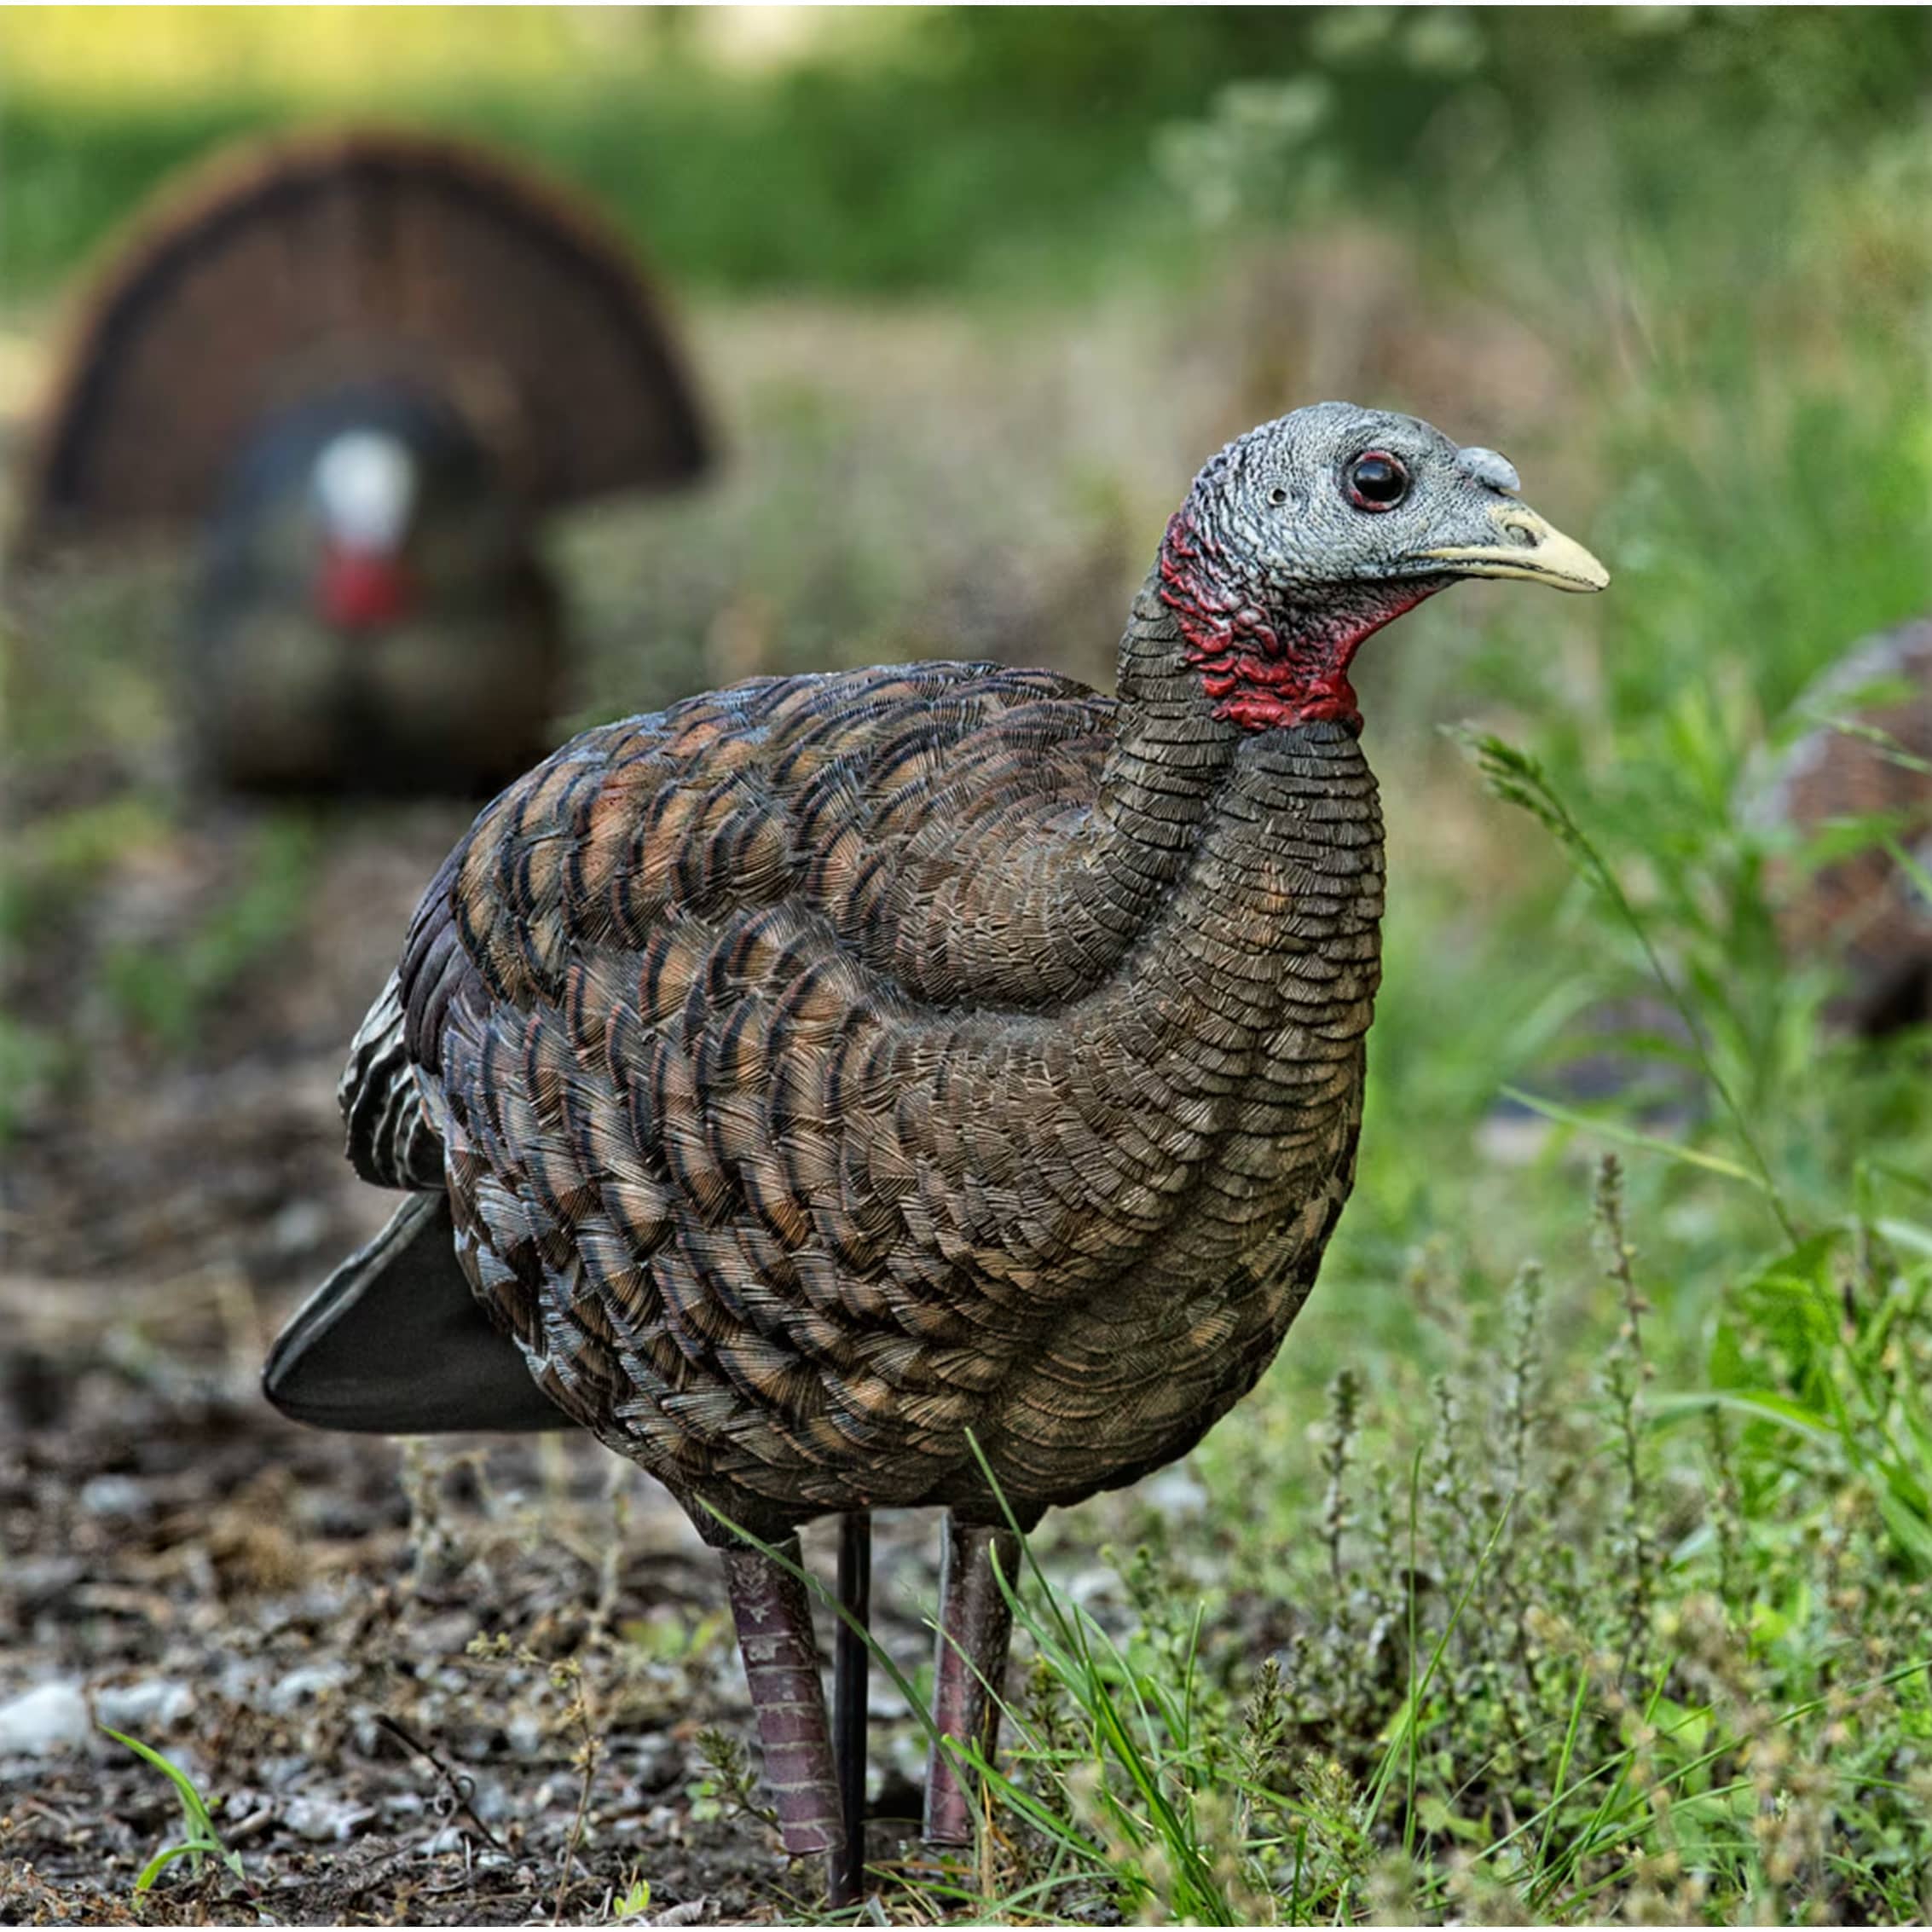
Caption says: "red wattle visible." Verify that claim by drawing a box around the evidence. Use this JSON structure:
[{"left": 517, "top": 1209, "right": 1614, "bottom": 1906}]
[
  {"left": 320, "top": 545, "right": 411, "bottom": 631},
  {"left": 1158, "top": 510, "right": 1430, "bottom": 733}
]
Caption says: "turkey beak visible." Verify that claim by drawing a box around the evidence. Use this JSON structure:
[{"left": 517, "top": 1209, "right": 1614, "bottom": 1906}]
[{"left": 1422, "top": 503, "right": 1611, "bottom": 593}]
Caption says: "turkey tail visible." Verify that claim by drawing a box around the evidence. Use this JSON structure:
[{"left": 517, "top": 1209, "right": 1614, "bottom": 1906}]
[
  {"left": 263, "top": 1193, "right": 580, "bottom": 1434},
  {"left": 341, "top": 844, "right": 467, "bottom": 1190},
  {"left": 14, "top": 126, "right": 708, "bottom": 558}
]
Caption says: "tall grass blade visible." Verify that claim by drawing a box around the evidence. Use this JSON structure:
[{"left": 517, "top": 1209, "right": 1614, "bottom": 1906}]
[{"left": 1452, "top": 726, "right": 1799, "bottom": 1242}]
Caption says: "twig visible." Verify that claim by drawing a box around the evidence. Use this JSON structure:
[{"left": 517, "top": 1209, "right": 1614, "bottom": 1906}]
[
  {"left": 373, "top": 1715, "right": 507, "bottom": 1853},
  {"left": 1594, "top": 1155, "right": 1656, "bottom": 1661}
]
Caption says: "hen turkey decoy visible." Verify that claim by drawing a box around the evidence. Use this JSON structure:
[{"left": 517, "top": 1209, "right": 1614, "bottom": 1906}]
[
  {"left": 13, "top": 128, "right": 707, "bottom": 795},
  {"left": 1750, "top": 617, "right": 1932, "bottom": 1034},
  {"left": 265, "top": 402, "right": 1607, "bottom": 1901}
]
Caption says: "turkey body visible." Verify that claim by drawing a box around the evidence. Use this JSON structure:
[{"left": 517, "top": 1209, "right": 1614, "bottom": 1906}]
[{"left": 350, "top": 599, "right": 1382, "bottom": 1538}]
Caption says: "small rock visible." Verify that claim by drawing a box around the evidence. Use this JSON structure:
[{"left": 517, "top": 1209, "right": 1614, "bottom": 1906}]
[
  {"left": 1142, "top": 1466, "right": 1210, "bottom": 1517},
  {"left": 95, "top": 1679, "right": 195, "bottom": 1733},
  {"left": 0, "top": 1681, "right": 91, "bottom": 1756},
  {"left": 267, "top": 1663, "right": 349, "bottom": 1714},
  {"left": 282, "top": 1795, "right": 376, "bottom": 1842},
  {"left": 651, "top": 1902, "right": 712, "bottom": 1927},
  {"left": 1066, "top": 1565, "right": 1119, "bottom": 1606},
  {"left": 411, "top": 1611, "right": 475, "bottom": 1654},
  {"left": 79, "top": 1474, "right": 152, "bottom": 1519},
  {"left": 217, "top": 1658, "right": 260, "bottom": 1703},
  {"left": 11, "top": 1558, "right": 84, "bottom": 1607},
  {"left": 269, "top": 1199, "right": 329, "bottom": 1256},
  {"left": 468, "top": 1779, "right": 510, "bottom": 1823}
]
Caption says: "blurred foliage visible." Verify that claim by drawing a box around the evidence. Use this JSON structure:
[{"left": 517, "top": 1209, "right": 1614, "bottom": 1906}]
[
  {"left": 96, "top": 813, "right": 321, "bottom": 1055},
  {"left": 6, "top": 2, "right": 1929, "bottom": 1338},
  {"left": 4, "top": 8, "right": 1931, "bottom": 298}
]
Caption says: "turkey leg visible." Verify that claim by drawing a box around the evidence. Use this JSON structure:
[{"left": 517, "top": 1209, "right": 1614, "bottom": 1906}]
[
  {"left": 722, "top": 1542, "right": 850, "bottom": 1900},
  {"left": 923, "top": 1514, "right": 1021, "bottom": 1848}
]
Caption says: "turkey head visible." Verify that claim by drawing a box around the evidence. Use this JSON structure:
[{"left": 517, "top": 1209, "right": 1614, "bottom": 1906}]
[{"left": 1157, "top": 403, "right": 1607, "bottom": 731}]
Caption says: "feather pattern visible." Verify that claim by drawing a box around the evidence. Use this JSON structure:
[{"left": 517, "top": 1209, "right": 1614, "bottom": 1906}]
[{"left": 346, "top": 590, "right": 1382, "bottom": 1541}]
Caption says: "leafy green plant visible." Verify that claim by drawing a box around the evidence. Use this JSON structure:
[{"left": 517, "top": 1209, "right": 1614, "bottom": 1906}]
[
  {"left": 612, "top": 1873, "right": 653, "bottom": 1920},
  {"left": 101, "top": 1726, "right": 246, "bottom": 1898},
  {"left": 1665, "top": 1213, "right": 1932, "bottom": 1574},
  {"left": 1455, "top": 726, "right": 1796, "bottom": 1239}
]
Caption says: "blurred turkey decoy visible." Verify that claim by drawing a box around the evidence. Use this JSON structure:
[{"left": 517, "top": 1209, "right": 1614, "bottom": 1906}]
[
  {"left": 264, "top": 404, "right": 1607, "bottom": 1903},
  {"left": 1750, "top": 616, "right": 1932, "bottom": 1034},
  {"left": 1484, "top": 618, "right": 1932, "bottom": 1171},
  {"left": 12, "top": 128, "right": 708, "bottom": 795}
]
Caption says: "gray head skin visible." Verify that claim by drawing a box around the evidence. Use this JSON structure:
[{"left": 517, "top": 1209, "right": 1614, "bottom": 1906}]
[{"left": 1157, "top": 401, "right": 1607, "bottom": 732}]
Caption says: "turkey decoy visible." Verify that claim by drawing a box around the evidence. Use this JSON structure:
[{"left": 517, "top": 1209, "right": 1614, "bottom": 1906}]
[
  {"left": 265, "top": 403, "right": 1606, "bottom": 1902},
  {"left": 1490, "top": 622, "right": 1932, "bottom": 1158},
  {"left": 182, "top": 381, "right": 572, "bottom": 794},
  {"left": 1750, "top": 617, "right": 1932, "bottom": 1034},
  {"left": 12, "top": 128, "right": 707, "bottom": 795}
]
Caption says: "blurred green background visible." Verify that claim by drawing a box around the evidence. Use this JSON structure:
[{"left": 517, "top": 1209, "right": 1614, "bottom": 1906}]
[{"left": 5, "top": 9, "right": 1932, "bottom": 1923}]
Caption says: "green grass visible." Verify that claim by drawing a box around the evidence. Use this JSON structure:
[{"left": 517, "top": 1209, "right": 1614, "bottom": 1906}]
[
  {"left": 101, "top": 1726, "right": 247, "bottom": 1899},
  {"left": 98, "top": 812, "right": 321, "bottom": 1054}
]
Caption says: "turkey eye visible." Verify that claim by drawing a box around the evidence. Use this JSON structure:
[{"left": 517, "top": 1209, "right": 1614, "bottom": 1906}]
[{"left": 1345, "top": 451, "right": 1409, "bottom": 511}]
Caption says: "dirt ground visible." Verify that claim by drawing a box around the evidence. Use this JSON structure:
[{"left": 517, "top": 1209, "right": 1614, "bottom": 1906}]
[
  {"left": 0, "top": 812, "right": 710, "bottom": 1913},
  {"left": 2, "top": 1391, "right": 966, "bottom": 1926}
]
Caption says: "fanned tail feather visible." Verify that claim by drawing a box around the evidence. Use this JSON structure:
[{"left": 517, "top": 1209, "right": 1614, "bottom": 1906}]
[{"left": 263, "top": 1193, "right": 580, "bottom": 1434}]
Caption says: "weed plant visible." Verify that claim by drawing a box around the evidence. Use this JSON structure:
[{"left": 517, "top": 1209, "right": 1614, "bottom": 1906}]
[{"left": 101, "top": 1727, "right": 248, "bottom": 1900}]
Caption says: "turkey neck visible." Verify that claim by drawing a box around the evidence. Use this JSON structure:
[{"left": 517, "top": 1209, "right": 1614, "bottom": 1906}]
[
  {"left": 1099, "top": 572, "right": 1381, "bottom": 1136},
  {"left": 1079, "top": 571, "right": 1384, "bottom": 953},
  {"left": 947, "top": 576, "right": 1385, "bottom": 1275}
]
